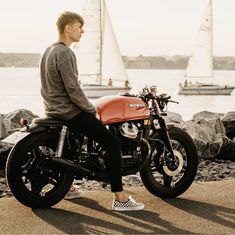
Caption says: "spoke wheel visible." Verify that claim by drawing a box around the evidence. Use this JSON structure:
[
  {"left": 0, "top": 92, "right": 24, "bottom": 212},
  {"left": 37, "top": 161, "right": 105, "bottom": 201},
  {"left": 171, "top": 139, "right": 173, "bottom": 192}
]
[
  {"left": 140, "top": 126, "right": 198, "bottom": 198},
  {"left": 6, "top": 132, "right": 74, "bottom": 208}
]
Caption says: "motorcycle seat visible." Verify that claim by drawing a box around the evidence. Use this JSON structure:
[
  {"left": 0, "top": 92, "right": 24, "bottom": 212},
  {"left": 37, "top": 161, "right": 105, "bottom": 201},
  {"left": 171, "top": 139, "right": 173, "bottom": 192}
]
[{"left": 32, "top": 117, "right": 66, "bottom": 126}]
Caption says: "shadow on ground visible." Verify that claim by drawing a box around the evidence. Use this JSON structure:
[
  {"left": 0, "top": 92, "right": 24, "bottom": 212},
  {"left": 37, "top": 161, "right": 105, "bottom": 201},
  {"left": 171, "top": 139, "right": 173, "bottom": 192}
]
[
  {"left": 165, "top": 198, "right": 235, "bottom": 230},
  {"left": 34, "top": 197, "right": 191, "bottom": 234}
]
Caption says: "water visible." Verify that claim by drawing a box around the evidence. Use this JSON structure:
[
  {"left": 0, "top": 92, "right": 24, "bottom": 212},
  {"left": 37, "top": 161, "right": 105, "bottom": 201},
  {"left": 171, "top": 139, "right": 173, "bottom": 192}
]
[{"left": 0, "top": 67, "right": 234, "bottom": 120}]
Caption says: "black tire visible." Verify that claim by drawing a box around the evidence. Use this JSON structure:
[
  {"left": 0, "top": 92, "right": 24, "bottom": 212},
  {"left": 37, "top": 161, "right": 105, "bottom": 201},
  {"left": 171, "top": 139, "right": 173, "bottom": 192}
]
[
  {"left": 6, "top": 132, "right": 74, "bottom": 208},
  {"left": 140, "top": 126, "right": 198, "bottom": 198}
]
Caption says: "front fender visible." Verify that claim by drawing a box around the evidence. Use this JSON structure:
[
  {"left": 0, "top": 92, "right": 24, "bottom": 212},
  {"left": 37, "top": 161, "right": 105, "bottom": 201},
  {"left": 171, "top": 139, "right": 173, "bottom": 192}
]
[
  {"left": 166, "top": 122, "right": 175, "bottom": 129},
  {"left": 154, "top": 119, "right": 175, "bottom": 130},
  {"left": 150, "top": 122, "right": 176, "bottom": 145}
]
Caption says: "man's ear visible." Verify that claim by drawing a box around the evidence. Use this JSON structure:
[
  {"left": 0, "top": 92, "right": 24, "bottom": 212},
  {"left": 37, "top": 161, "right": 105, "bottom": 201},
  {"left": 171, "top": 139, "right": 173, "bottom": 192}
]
[{"left": 64, "top": 24, "right": 71, "bottom": 33}]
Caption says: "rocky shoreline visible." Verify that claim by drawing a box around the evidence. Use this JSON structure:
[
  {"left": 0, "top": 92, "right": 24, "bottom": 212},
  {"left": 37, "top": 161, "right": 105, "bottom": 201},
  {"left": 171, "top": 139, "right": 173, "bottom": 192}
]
[
  {"left": 0, "top": 109, "right": 235, "bottom": 198},
  {"left": 79, "top": 159, "right": 235, "bottom": 190},
  {"left": 0, "top": 159, "right": 235, "bottom": 198}
]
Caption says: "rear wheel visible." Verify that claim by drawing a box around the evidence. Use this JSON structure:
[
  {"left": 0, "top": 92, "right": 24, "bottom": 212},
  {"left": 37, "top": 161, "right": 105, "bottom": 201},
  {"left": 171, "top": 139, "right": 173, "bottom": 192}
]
[
  {"left": 140, "top": 126, "right": 198, "bottom": 198},
  {"left": 6, "top": 132, "right": 74, "bottom": 208}
]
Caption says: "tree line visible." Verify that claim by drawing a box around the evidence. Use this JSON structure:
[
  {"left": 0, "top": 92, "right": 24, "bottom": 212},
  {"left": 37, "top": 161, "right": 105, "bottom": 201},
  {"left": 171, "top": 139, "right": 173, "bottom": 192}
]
[{"left": 1, "top": 53, "right": 235, "bottom": 70}]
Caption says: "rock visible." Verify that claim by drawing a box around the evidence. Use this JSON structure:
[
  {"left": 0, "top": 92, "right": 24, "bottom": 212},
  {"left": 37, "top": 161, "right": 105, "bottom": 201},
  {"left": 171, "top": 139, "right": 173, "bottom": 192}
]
[
  {"left": 222, "top": 111, "right": 235, "bottom": 122},
  {"left": 187, "top": 111, "right": 235, "bottom": 160},
  {"left": 180, "top": 118, "right": 228, "bottom": 159},
  {"left": 0, "top": 115, "right": 5, "bottom": 139},
  {"left": 0, "top": 138, "right": 14, "bottom": 171},
  {"left": 0, "top": 147, "right": 11, "bottom": 170},
  {"left": 216, "top": 141, "right": 235, "bottom": 161},
  {"left": 0, "top": 109, "right": 38, "bottom": 139},
  {"left": 221, "top": 111, "right": 235, "bottom": 140},
  {"left": 0, "top": 109, "right": 38, "bottom": 169},
  {"left": 192, "top": 111, "right": 224, "bottom": 121},
  {"left": 164, "top": 111, "right": 184, "bottom": 123},
  {"left": 0, "top": 170, "right": 5, "bottom": 177}
]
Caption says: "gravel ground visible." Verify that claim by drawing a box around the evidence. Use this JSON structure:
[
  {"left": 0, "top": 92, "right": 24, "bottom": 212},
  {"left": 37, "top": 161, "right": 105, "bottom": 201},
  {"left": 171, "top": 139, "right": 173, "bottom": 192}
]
[{"left": 1, "top": 159, "right": 234, "bottom": 198}]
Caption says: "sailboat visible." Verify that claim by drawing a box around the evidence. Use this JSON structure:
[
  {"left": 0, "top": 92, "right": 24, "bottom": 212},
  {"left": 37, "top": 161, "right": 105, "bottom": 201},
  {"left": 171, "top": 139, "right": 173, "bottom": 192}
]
[
  {"left": 178, "top": 0, "right": 235, "bottom": 95},
  {"left": 72, "top": 0, "right": 131, "bottom": 98}
]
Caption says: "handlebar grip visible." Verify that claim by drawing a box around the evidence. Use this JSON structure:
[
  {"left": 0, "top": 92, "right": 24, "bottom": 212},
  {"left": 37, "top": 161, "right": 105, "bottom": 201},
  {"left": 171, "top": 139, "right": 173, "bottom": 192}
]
[
  {"left": 158, "top": 95, "right": 171, "bottom": 100},
  {"left": 169, "top": 100, "right": 179, "bottom": 104}
]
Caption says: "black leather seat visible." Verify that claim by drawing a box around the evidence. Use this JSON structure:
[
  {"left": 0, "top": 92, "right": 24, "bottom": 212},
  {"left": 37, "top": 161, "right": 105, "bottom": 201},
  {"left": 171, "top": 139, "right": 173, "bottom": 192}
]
[{"left": 33, "top": 117, "right": 66, "bottom": 126}]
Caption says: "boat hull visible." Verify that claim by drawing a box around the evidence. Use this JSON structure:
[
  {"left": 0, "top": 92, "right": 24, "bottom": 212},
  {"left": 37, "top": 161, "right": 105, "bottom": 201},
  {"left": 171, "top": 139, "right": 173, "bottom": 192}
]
[
  {"left": 82, "top": 84, "right": 131, "bottom": 98},
  {"left": 178, "top": 84, "right": 235, "bottom": 95}
]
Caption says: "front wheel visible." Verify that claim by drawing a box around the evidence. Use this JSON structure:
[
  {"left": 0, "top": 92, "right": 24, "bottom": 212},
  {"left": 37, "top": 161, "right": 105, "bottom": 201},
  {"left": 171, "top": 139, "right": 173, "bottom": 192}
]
[
  {"left": 140, "top": 126, "right": 198, "bottom": 198},
  {"left": 6, "top": 132, "right": 74, "bottom": 208}
]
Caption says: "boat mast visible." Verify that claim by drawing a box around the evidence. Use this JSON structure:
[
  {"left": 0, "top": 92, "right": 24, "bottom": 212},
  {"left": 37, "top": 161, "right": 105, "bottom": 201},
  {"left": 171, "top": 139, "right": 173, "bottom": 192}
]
[
  {"left": 99, "top": 0, "right": 103, "bottom": 85},
  {"left": 210, "top": 0, "right": 214, "bottom": 84}
]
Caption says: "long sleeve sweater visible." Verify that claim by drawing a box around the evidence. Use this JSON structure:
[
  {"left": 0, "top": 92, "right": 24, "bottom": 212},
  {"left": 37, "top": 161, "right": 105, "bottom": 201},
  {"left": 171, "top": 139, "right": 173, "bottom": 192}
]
[{"left": 40, "top": 42, "right": 96, "bottom": 120}]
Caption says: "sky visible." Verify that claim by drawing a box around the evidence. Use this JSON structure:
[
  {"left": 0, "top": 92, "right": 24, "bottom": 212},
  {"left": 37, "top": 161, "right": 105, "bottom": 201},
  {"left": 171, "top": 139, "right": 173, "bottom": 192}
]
[{"left": 0, "top": 0, "right": 235, "bottom": 56}]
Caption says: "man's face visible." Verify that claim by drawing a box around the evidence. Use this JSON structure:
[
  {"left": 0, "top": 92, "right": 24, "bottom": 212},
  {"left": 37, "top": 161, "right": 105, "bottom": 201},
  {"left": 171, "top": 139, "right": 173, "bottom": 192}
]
[{"left": 67, "top": 21, "right": 84, "bottom": 43}]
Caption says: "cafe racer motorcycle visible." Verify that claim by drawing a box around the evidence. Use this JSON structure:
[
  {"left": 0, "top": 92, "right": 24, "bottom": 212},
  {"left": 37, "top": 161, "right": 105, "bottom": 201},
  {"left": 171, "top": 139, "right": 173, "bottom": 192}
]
[{"left": 3, "top": 86, "right": 198, "bottom": 208}]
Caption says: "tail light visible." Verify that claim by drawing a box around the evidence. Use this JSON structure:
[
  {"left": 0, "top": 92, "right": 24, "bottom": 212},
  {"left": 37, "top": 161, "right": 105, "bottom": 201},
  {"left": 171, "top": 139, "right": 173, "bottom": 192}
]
[{"left": 20, "top": 118, "right": 28, "bottom": 127}]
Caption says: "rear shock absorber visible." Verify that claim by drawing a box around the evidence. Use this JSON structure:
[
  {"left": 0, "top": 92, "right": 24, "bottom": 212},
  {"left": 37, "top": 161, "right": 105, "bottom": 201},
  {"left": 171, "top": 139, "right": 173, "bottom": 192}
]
[{"left": 56, "top": 126, "right": 68, "bottom": 157}]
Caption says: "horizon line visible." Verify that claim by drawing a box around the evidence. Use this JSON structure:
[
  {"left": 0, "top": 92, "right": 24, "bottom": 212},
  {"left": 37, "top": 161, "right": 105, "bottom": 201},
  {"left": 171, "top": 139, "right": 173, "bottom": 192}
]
[{"left": 0, "top": 52, "right": 235, "bottom": 58}]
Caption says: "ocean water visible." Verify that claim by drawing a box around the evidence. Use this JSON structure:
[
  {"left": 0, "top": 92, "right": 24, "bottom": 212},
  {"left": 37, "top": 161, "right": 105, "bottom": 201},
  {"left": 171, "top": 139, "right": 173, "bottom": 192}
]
[{"left": 0, "top": 67, "right": 234, "bottom": 120}]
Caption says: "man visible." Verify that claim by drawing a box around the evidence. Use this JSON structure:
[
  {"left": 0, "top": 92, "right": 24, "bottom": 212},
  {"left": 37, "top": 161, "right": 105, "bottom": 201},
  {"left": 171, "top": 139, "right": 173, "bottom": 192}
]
[{"left": 39, "top": 11, "right": 144, "bottom": 211}]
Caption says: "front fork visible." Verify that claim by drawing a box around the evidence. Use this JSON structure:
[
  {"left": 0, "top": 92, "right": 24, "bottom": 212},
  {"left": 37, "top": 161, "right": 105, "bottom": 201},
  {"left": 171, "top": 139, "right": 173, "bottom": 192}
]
[{"left": 158, "top": 116, "right": 175, "bottom": 158}]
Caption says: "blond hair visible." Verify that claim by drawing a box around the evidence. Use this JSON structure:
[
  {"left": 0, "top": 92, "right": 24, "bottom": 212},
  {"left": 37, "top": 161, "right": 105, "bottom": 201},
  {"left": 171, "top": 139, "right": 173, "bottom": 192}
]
[{"left": 56, "top": 11, "right": 84, "bottom": 34}]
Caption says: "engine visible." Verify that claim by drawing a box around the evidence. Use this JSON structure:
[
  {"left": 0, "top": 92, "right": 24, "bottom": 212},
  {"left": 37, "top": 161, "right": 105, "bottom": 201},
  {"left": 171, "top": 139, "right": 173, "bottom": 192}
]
[
  {"left": 92, "top": 94, "right": 151, "bottom": 174},
  {"left": 80, "top": 120, "right": 151, "bottom": 177},
  {"left": 111, "top": 121, "right": 149, "bottom": 174},
  {"left": 120, "top": 122, "right": 139, "bottom": 139}
]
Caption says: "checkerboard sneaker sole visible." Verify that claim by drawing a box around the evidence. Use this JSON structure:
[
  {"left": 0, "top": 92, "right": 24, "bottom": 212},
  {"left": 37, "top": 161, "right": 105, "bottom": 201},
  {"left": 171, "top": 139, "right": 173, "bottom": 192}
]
[{"left": 112, "top": 196, "right": 144, "bottom": 211}]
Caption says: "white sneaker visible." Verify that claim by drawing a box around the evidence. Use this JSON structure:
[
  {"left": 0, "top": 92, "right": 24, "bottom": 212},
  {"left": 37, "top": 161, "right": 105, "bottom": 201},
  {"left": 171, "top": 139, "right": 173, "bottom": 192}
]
[
  {"left": 64, "top": 185, "right": 84, "bottom": 200},
  {"left": 112, "top": 196, "right": 144, "bottom": 211}
]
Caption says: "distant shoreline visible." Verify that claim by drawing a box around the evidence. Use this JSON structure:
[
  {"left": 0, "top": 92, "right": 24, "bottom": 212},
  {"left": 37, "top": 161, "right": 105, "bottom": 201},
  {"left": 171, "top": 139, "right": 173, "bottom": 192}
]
[{"left": 1, "top": 53, "right": 235, "bottom": 70}]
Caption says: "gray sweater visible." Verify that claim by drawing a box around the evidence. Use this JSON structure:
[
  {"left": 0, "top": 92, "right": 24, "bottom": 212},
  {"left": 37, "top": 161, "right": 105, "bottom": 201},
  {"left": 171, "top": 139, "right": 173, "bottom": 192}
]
[{"left": 40, "top": 42, "right": 96, "bottom": 120}]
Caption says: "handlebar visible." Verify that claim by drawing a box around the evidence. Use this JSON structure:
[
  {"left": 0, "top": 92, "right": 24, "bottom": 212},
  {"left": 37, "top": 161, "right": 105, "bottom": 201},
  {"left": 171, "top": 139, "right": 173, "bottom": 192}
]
[
  {"left": 168, "top": 100, "right": 179, "bottom": 104},
  {"left": 139, "top": 86, "right": 179, "bottom": 112},
  {"left": 158, "top": 94, "right": 178, "bottom": 103}
]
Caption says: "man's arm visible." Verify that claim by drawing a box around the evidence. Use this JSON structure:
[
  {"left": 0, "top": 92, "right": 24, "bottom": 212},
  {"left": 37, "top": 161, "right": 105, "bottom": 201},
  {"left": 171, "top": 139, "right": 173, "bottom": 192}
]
[{"left": 57, "top": 50, "right": 96, "bottom": 115}]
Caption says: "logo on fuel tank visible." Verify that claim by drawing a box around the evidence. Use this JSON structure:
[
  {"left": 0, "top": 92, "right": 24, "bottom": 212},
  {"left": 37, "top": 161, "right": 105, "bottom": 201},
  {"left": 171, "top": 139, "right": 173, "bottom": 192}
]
[{"left": 129, "top": 103, "right": 146, "bottom": 108}]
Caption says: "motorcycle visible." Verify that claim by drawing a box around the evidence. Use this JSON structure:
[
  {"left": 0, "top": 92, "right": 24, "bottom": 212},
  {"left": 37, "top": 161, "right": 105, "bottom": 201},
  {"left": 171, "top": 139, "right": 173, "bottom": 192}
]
[{"left": 2, "top": 86, "right": 198, "bottom": 209}]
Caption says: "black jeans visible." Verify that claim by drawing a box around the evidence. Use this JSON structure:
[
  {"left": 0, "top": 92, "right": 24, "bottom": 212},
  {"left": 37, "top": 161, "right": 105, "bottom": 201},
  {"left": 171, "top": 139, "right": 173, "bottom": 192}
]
[{"left": 67, "top": 111, "right": 123, "bottom": 193}]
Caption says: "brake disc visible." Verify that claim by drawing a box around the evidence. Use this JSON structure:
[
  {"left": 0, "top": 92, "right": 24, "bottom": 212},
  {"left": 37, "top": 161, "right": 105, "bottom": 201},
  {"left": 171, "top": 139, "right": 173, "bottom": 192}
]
[{"left": 163, "top": 150, "right": 184, "bottom": 176}]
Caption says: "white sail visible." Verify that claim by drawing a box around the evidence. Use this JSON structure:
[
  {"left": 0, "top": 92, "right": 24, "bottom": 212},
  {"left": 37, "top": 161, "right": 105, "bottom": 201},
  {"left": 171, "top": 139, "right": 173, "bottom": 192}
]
[
  {"left": 73, "top": 0, "right": 128, "bottom": 85},
  {"left": 73, "top": 0, "right": 101, "bottom": 83},
  {"left": 185, "top": 0, "right": 213, "bottom": 84},
  {"left": 178, "top": 0, "right": 235, "bottom": 95},
  {"left": 102, "top": 1, "right": 128, "bottom": 83}
]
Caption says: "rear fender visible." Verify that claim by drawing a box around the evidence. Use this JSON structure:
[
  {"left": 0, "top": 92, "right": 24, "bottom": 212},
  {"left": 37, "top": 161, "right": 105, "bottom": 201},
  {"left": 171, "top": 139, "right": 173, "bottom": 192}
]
[
  {"left": 8, "top": 130, "right": 57, "bottom": 159},
  {"left": 7, "top": 123, "right": 50, "bottom": 135},
  {"left": 1, "top": 124, "right": 55, "bottom": 148}
]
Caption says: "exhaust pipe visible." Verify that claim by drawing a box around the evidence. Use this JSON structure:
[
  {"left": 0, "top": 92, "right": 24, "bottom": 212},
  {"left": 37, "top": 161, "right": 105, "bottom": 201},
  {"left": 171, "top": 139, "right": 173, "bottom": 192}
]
[{"left": 50, "top": 157, "right": 93, "bottom": 177}]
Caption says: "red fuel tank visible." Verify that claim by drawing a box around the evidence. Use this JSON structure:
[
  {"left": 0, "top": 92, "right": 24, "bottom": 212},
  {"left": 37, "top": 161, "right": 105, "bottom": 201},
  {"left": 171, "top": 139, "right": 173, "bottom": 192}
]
[{"left": 94, "top": 95, "right": 150, "bottom": 124}]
